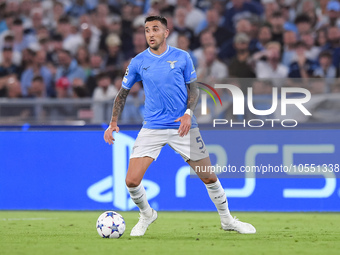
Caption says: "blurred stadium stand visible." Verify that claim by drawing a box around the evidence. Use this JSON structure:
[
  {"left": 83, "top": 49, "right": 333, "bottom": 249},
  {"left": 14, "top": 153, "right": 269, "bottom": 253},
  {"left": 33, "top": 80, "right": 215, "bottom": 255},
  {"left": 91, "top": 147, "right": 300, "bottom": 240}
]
[{"left": 0, "top": 0, "right": 340, "bottom": 126}]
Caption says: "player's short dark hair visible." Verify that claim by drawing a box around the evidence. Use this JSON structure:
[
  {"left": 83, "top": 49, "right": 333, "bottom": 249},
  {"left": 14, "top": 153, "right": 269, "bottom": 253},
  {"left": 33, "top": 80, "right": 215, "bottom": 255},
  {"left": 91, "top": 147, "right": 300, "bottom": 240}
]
[{"left": 144, "top": 15, "right": 167, "bottom": 28}]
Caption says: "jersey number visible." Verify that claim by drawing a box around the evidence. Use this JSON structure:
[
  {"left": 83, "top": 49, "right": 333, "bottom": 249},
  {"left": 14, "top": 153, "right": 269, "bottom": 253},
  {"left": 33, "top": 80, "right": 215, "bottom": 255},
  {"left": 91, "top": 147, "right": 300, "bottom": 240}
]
[{"left": 196, "top": 136, "right": 204, "bottom": 149}]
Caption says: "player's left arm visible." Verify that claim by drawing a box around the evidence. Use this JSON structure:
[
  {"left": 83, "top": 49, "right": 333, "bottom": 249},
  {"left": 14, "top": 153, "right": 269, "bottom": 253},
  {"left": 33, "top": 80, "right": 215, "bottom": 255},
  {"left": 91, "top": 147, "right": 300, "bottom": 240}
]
[
  {"left": 175, "top": 52, "right": 198, "bottom": 137},
  {"left": 175, "top": 81, "right": 199, "bottom": 137},
  {"left": 187, "top": 81, "right": 199, "bottom": 112}
]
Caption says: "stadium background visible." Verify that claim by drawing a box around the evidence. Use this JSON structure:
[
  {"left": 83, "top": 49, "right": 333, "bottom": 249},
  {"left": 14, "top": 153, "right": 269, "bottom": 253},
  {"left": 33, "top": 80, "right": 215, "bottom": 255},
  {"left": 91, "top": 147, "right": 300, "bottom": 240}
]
[{"left": 1, "top": 0, "right": 340, "bottom": 213}]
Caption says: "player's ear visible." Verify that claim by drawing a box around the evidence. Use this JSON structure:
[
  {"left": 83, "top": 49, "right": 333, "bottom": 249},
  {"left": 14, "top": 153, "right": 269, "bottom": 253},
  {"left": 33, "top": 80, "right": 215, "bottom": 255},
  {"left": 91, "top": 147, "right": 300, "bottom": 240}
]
[{"left": 164, "top": 28, "right": 170, "bottom": 39}]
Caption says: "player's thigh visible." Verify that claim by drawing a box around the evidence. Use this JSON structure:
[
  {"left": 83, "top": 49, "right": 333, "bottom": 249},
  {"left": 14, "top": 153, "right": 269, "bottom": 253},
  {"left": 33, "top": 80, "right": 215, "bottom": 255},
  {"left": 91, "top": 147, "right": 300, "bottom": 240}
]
[
  {"left": 187, "top": 156, "right": 217, "bottom": 184},
  {"left": 168, "top": 128, "right": 209, "bottom": 162},
  {"left": 126, "top": 128, "right": 167, "bottom": 187},
  {"left": 130, "top": 128, "right": 167, "bottom": 161},
  {"left": 126, "top": 157, "right": 154, "bottom": 187}
]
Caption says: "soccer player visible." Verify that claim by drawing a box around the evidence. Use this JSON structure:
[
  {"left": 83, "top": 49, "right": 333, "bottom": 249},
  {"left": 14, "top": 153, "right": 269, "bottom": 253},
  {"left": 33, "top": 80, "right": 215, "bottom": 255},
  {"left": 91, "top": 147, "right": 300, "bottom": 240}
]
[{"left": 104, "top": 16, "right": 256, "bottom": 236}]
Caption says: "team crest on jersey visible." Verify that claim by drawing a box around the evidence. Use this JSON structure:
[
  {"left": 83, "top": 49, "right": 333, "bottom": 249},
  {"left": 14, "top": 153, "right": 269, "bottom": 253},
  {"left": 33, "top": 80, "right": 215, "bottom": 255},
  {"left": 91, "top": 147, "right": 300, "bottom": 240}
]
[
  {"left": 167, "top": 61, "right": 177, "bottom": 69},
  {"left": 125, "top": 67, "right": 129, "bottom": 76}
]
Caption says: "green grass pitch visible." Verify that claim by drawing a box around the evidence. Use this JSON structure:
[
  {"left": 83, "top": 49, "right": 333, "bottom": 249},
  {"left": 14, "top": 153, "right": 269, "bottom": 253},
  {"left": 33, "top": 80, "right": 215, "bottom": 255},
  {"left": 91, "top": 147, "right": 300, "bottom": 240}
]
[{"left": 1, "top": 211, "right": 339, "bottom": 255}]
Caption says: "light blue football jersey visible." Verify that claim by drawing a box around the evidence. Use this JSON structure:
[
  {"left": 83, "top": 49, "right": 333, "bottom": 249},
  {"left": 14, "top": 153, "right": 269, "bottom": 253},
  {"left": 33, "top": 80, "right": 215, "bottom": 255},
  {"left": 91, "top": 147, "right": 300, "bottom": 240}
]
[{"left": 122, "top": 45, "right": 198, "bottom": 129}]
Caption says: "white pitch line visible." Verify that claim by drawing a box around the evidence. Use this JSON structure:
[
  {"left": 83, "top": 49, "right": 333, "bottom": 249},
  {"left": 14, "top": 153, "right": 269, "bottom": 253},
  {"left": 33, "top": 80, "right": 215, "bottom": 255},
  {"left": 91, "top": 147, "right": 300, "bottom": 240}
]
[{"left": 1, "top": 218, "right": 58, "bottom": 221}]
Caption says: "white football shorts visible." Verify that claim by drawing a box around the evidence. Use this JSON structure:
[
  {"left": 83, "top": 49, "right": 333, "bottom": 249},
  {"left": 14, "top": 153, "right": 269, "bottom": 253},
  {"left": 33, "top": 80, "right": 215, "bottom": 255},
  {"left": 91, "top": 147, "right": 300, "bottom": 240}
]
[{"left": 130, "top": 128, "right": 209, "bottom": 161}]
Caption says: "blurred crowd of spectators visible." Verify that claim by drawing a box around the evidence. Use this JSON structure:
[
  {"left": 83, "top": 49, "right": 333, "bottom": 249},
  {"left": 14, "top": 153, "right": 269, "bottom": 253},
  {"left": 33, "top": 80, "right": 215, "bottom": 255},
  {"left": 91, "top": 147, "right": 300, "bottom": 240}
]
[{"left": 1, "top": 0, "right": 340, "bottom": 123}]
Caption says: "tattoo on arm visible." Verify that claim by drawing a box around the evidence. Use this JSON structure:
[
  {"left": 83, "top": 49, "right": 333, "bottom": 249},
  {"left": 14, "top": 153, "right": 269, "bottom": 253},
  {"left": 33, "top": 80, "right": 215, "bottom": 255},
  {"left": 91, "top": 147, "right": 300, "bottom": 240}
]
[
  {"left": 110, "top": 88, "right": 130, "bottom": 123},
  {"left": 187, "top": 82, "right": 199, "bottom": 111}
]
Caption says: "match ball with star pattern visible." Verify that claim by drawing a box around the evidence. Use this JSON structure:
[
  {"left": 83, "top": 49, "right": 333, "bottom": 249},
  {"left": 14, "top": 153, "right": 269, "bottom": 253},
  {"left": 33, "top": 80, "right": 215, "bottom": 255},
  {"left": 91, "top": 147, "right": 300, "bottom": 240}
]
[{"left": 96, "top": 211, "right": 125, "bottom": 238}]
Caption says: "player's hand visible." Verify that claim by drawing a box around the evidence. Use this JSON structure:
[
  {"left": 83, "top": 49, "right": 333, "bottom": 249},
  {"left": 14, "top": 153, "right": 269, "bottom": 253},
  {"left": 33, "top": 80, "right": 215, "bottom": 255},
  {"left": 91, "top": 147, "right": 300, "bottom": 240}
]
[
  {"left": 104, "top": 122, "right": 120, "bottom": 145},
  {"left": 175, "top": 114, "right": 191, "bottom": 137}
]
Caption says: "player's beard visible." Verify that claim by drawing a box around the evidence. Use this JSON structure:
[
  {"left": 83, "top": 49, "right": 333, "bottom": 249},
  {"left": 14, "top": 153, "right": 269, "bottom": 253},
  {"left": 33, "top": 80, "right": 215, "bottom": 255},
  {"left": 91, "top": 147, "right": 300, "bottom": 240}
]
[{"left": 149, "top": 35, "right": 165, "bottom": 51}]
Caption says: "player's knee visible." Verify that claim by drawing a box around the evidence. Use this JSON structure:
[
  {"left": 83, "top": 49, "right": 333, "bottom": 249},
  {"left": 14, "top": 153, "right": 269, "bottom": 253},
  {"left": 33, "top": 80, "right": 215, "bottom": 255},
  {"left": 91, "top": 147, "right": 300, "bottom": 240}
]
[
  {"left": 125, "top": 176, "right": 141, "bottom": 188},
  {"left": 201, "top": 177, "right": 218, "bottom": 184}
]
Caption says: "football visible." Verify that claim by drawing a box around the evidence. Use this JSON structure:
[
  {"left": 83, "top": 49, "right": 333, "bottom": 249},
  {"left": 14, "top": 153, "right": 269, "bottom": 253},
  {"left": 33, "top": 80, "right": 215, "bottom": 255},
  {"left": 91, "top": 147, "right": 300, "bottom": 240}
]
[{"left": 96, "top": 211, "right": 126, "bottom": 238}]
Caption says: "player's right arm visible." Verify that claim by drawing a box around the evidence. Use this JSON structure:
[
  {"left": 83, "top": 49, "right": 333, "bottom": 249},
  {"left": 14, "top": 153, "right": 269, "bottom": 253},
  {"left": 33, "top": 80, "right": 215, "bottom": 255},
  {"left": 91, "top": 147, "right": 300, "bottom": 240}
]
[
  {"left": 103, "top": 87, "right": 130, "bottom": 145},
  {"left": 104, "top": 57, "right": 141, "bottom": 144}
]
